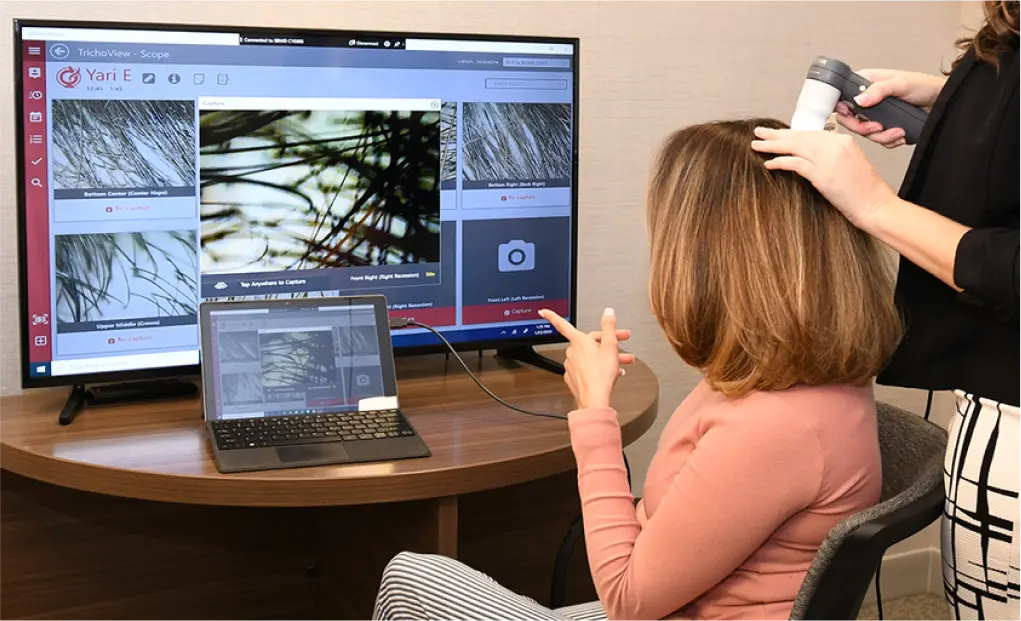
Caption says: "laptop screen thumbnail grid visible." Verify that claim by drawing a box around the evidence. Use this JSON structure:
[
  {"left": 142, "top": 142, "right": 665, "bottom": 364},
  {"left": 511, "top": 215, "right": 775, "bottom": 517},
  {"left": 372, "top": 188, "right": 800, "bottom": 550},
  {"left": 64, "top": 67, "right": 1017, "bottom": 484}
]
[{"left": 206, "top": 304, "right": 390, "bottom": 420}]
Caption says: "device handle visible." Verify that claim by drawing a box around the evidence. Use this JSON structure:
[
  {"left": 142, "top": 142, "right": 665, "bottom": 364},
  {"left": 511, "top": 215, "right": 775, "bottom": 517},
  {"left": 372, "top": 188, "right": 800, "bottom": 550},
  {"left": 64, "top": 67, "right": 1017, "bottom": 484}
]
[{"left": 838, "top": 72, "right": 927, "bottom": 145}]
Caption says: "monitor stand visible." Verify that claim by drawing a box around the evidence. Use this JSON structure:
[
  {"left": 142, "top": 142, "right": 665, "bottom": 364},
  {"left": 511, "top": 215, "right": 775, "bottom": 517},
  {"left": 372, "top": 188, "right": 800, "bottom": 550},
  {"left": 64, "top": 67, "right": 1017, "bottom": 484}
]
[
  {"left": 495, "top": 345, "right": 565, "bottom": 376},
  {"left": 58, "top": 379, "right": 199, "bottom": 426}
]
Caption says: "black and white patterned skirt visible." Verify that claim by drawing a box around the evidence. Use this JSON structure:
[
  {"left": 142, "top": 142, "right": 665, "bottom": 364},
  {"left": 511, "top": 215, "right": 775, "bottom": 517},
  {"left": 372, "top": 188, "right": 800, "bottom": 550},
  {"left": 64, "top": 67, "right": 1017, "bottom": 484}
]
[{"left": 942, "top": 391, "right": 1020, "bottom": 620}]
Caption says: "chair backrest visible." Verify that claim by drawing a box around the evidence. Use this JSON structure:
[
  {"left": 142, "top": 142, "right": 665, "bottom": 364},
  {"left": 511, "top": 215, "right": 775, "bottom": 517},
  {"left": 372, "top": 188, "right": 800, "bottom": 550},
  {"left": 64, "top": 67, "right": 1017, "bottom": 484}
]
[{"left": 788, "top": 402, "right": 948, "bottom": 620}]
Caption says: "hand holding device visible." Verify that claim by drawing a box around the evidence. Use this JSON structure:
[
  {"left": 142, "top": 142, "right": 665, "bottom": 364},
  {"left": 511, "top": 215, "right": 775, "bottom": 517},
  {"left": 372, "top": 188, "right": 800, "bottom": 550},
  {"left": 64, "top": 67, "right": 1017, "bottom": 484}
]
[
  {"left": 834, "top": 69, "right": 946, "bottom": 148},
  {"left": 791, "top": 57, "right": 929, "bottom": 145}
]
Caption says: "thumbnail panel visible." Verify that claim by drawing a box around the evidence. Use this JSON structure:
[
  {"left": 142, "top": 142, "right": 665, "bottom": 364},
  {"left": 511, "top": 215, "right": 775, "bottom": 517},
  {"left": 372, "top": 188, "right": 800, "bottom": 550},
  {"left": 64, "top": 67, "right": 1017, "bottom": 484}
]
[
  {"left": 221, "top": 373, "right": 264, "bottom": 406},
  {"left": 461, "top": 216, "right": 571, "bottom": 325},
  {"left": 338, "top": 324, "right": 379, "bottom": 357},
  {"left": 440, "top": 101, "right": 457, "bottom": 190},
  {"left": 217, "top": 330, "right": 260, "bottom": 362},
  {"left": 51, "top": 99, "right": 196, "bottom": 192},
  {"left": 461, "top": 103, "right": 572, "bottom": 188},
  {"left": 54, "top": 230, "right": 199, "bottom": 330},
  {"left": 342, "top": 365, "right": 385, "bottom": 400},
  {"left": 199, "top": 109, "right": 441, "bottom": 274}
]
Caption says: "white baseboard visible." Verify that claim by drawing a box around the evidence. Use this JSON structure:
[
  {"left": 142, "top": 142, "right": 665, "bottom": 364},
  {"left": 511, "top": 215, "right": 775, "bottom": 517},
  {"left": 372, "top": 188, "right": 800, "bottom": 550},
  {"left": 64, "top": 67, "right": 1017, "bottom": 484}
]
[{"left": 861, "top": 547, "right": 942, "bottom": 604}]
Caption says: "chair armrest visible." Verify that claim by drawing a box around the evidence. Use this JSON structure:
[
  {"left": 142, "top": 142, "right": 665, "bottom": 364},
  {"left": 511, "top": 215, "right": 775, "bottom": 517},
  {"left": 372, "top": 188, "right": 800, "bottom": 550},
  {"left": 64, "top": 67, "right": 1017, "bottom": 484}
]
[
  {"left": 550, "top": 514, "right": 585, "bottom": 608},
  {"left": 845, "top": 484, "right": 944, "bottom": 552}
]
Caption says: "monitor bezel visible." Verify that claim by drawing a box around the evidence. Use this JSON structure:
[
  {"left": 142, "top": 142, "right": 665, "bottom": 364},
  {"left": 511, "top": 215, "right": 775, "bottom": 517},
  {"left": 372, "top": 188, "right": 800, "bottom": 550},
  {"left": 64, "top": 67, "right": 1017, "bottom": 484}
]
[{"left": 14, "top": 18, "right": 579, "bottom": 389}]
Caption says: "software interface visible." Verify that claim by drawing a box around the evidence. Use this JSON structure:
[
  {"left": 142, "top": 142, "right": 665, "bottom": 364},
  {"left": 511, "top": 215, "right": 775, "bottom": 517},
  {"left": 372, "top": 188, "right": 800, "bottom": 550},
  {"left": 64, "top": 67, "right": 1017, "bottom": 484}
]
[
  {"left": 206, "top": 304, "right": 388, "bottom": 420},
  {"left": 18, "top": 26, "right": 576, "bottom": 379}
]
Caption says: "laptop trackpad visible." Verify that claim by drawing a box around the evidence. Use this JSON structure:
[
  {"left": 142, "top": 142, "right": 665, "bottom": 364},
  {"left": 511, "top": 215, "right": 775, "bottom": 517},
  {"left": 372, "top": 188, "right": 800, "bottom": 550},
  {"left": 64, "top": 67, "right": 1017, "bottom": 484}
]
[{"left": 276, "top": 444, "right": 349, "bottom": 465}]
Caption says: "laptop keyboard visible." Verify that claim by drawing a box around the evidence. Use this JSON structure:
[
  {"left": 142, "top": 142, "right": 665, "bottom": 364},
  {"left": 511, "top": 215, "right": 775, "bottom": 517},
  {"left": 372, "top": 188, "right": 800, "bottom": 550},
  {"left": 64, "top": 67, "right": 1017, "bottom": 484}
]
[{"left": 211, "top": 410, "right": 417, "bottom": 451}]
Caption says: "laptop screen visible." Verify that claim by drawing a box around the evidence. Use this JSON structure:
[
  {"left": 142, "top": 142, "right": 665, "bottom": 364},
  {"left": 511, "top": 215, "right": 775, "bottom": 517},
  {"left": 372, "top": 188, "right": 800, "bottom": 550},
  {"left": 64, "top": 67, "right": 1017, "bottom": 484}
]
[{"left": 204, "top": 301, "right": 394, "bottom": 420}]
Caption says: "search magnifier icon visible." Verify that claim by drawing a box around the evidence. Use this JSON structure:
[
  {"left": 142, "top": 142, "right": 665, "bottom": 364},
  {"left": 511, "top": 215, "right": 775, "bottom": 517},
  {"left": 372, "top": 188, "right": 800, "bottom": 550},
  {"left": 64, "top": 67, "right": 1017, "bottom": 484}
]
[{"left": 30, "top": 178, "right": 42, "bottom": 188}]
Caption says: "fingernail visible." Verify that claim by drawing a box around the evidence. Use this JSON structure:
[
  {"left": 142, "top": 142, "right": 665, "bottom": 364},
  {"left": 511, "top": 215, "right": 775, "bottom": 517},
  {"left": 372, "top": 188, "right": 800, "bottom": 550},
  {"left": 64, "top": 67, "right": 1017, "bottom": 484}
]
[
  {"left": 538, "top": 309, "right": 548, "bottom": 317},
  {"left": 853, "top": 94, "right": 870, "bottom": 106},
  {"left": 604, "top": 307, "right": 615, "bottom": 317},
  {"left": 620, "top": 369, "right": 627, "bottom": 377}
]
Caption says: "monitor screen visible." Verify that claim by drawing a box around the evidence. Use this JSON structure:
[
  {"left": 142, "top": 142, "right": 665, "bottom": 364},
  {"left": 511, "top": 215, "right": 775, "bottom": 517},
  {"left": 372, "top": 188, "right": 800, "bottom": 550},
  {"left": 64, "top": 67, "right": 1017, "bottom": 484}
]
[
  {"left": 201, "top": 297, "right": 397, "bottom": 421},
  {"left": 15, "top": 21, "right": 578, "bottom": 387}
]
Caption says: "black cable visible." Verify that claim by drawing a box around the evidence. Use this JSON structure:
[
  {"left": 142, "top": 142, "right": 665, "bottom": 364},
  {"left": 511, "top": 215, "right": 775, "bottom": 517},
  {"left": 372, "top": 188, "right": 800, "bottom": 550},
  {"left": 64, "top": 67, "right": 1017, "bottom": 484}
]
[
  {"left": 393, "top": 318, "right": 568, "bottom": 420},
  {"left": 875, "top": 561, "right": 884, "bottom": 620},
  {"left": 397, "top": 318, "right": 636, "bottom": 517},
  {"left": 624, "top": 451, "right": 632, "bottom": 488},
  {"left": 924, "top": 390, "right": 934, "bottom": 421}
]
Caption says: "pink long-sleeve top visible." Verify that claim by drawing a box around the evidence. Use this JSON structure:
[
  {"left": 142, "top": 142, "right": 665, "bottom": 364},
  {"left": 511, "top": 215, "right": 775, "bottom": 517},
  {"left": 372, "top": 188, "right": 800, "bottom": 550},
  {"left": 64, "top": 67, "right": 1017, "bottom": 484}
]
[{"left": 569, "top": 380, "right": 882, "bottom": 620}]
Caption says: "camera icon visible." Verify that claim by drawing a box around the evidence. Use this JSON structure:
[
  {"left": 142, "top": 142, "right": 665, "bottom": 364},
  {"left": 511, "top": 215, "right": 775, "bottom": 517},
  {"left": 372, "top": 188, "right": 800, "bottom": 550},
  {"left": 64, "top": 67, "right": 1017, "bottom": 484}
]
[
  {"left": 498, "top": 240, "right": 535, "bottom": 272},
  {"left": 355, "top": 374, "right": 371, "bottom": 387}
]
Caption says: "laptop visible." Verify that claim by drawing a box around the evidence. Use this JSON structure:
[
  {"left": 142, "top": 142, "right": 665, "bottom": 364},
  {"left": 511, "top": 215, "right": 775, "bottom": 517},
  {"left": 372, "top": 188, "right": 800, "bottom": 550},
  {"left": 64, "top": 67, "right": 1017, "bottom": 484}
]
[{"left": 199, "top": 295, "right": 431, "bottom": 473}]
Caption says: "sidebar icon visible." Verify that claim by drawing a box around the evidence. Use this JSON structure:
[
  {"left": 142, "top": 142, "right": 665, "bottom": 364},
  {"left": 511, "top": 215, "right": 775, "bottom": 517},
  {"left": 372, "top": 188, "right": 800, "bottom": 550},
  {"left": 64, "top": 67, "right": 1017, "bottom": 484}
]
[{"left": 23, "top": 40, "right": 53, "bottom": 365}]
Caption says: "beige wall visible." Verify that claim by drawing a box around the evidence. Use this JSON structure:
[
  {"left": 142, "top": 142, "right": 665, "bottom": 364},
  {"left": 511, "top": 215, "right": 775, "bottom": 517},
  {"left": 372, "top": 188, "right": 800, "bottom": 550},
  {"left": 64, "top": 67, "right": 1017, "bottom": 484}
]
[
  {"left": 0, "top": 0, "right": 970, "bottom": 556},
  {"left": 961, "top": 0, "right": 988, "bottom": 31}
]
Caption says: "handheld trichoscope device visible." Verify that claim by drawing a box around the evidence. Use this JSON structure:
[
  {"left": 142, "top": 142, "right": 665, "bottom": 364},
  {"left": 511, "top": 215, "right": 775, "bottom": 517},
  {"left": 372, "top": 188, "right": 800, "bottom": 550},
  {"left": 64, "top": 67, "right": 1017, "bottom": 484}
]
[{"left": 790, "top": 56, "right": 929, "bottom": 144}]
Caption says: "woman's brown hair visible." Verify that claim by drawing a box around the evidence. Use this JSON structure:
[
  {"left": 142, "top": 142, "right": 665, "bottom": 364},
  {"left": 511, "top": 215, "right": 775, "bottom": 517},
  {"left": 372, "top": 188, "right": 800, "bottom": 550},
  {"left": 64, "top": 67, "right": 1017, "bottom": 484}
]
[
  {"left": 952, "top": 0, "right": 1019, "bottom": 71},
  {"left": 646, "top": 119, "right": 901, "bottom": 398}
]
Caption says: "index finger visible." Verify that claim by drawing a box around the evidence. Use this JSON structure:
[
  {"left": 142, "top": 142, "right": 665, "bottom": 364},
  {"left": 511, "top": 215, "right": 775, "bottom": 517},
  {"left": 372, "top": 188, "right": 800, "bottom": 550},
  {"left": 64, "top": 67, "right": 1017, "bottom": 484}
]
[
  {"left": 750, "top": 127, "right": 799, "bottom": 155},
  {"left": 539, "top": 309, "right": 584, "bottom": 341},
  {"left": 752, "top": 126, "right": 788, "bottom": 140},
  {"left": 751, "top": 127, "right": 826, "bottom": 159}
]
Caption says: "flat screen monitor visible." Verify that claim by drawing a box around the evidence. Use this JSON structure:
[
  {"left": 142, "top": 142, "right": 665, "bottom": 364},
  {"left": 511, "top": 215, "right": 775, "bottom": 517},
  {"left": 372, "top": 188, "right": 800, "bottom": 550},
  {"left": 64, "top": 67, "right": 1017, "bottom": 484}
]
[{"left": 14, "top": 20, "right": 578, "bottom": 388}]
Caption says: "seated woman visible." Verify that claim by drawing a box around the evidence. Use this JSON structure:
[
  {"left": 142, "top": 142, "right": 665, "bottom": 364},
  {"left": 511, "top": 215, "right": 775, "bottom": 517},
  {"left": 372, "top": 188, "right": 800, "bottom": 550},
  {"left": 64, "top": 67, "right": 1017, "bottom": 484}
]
[{"left": 372, "top": 119, "right": 901, "bottom": 621}]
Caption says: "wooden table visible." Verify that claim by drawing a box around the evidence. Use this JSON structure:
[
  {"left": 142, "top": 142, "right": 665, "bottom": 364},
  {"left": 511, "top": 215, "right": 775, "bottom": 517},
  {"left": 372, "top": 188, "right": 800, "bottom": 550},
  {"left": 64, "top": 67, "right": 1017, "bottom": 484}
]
[{"left": 0, "top": 350, "right": 658, "bottom": 619}]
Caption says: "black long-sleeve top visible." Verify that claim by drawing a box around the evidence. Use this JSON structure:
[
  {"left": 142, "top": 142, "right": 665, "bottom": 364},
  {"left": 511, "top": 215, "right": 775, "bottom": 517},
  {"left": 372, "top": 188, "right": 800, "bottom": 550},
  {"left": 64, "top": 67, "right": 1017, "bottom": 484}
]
[{"left": 877, "top": 44, "right": 1019, "bottom": 406}]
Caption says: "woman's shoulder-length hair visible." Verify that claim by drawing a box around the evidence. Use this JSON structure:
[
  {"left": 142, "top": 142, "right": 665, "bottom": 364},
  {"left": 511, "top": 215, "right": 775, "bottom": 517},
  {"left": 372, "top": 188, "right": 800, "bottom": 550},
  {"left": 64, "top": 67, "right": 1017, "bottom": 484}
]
[{"left": 646, "top": 118, "right": 902, "bottom": 397}]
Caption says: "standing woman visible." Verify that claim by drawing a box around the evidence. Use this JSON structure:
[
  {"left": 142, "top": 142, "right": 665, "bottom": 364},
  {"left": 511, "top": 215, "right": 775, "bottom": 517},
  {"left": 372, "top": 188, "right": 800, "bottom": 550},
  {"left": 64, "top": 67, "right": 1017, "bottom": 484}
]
[{"left": 752, "top": 3, "right": 1018, "bottom": 619}]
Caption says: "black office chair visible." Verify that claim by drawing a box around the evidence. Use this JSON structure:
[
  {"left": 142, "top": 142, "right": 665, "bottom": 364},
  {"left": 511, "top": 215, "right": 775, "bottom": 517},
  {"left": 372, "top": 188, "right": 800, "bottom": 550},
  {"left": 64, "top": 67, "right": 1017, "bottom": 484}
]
[{"left": 549, "top": 402, "right": 948, "bottom": 621}]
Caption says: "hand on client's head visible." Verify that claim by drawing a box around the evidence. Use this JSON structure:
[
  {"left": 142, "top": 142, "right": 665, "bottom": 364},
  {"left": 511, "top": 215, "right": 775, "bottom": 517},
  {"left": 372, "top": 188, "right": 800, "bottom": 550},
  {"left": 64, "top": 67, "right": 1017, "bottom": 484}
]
[
  {"left": 750, "top": 127, "right": 898, "bottom": 231},
  {"left": 539, "top": 308, "right": 627, "bottom": 411}
]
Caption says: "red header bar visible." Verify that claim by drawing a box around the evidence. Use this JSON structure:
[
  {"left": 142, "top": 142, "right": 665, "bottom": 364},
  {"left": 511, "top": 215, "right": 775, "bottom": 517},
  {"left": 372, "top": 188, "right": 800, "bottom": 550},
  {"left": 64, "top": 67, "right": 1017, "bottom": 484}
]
[{"left": 22, "top": 40, "right": 52, "bottom": 363}]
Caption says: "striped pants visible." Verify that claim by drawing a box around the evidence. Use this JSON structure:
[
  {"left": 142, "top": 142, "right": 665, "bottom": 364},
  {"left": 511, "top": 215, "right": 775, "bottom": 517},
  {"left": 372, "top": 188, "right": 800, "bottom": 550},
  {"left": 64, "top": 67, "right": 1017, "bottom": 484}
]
[
  {"left": 942, "top": 392, "right": 1020, "bottom": 620},
  {"left": 373, "top": 551, "right": 607, "bottom": 620}
]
